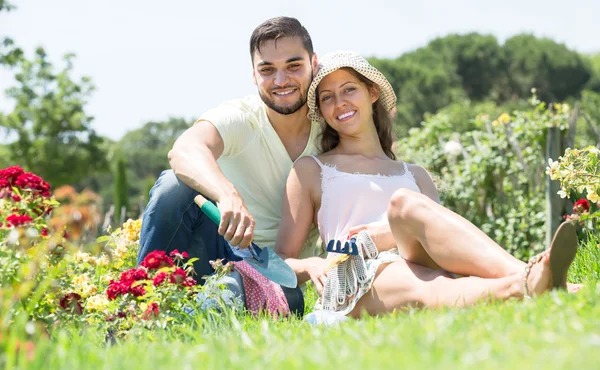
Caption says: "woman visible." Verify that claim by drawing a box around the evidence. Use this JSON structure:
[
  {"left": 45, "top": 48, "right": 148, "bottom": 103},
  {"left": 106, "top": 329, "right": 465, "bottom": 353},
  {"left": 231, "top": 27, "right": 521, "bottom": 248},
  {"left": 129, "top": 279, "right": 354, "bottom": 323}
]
[{"left": 275, "top": 51, "right": 578, "bottom": 318}]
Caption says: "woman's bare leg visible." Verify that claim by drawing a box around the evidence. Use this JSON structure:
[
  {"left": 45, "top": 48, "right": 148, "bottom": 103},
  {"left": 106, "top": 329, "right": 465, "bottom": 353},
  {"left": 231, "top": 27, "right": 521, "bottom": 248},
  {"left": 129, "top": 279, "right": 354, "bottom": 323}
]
[
  {"left": 349, "top": 253, "right": 554, "bottom": 317},
  {"left": 387, "top": 188, "right": 525, "bottom": 278}
]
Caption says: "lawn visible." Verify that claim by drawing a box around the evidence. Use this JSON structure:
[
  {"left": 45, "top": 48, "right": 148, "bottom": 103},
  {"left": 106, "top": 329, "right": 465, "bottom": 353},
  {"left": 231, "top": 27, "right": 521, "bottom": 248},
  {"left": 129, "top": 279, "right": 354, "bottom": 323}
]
[{"left": 3, "top": 234, "right": 599, "bottom": 370}]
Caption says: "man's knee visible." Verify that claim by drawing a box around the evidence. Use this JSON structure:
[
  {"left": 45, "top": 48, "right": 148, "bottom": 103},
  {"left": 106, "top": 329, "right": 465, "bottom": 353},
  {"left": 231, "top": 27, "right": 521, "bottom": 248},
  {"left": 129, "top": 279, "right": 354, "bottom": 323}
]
[{"left": 148, "top": 170, "right": 197, "bottom": 210}]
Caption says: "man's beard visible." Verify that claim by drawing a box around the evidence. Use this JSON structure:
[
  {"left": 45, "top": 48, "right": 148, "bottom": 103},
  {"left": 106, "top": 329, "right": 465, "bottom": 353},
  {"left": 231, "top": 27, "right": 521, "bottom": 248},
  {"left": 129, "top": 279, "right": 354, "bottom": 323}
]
[{"left": 259, "top": 87, "right": 307, "bottom": 115}]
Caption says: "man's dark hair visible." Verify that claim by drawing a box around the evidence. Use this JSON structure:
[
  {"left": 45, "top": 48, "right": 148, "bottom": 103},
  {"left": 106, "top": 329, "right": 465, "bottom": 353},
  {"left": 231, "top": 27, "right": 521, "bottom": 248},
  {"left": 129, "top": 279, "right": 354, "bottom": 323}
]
[{"left": 249, "top": 17, "right": 313, "bottom": 62}]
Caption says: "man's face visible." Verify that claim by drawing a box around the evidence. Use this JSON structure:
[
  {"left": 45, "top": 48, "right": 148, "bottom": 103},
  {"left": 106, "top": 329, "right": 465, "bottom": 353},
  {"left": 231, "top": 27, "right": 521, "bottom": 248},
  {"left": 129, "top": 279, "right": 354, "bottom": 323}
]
[{"left": 252, "top": 36, "right": 317, "bottom": 115}]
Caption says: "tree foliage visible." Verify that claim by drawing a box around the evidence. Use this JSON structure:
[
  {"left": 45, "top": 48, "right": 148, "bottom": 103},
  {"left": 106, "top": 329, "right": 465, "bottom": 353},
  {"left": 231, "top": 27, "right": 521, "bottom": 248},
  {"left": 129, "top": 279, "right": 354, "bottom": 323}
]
[
  {"left": 0, "top": 42, "right": 108, "bottom": 188},
  {"left": 114, "top": 156, "right": 129, "bottom": 223},
  {"left": 370, "top": 33, "right": 593, "bottom": 133}
]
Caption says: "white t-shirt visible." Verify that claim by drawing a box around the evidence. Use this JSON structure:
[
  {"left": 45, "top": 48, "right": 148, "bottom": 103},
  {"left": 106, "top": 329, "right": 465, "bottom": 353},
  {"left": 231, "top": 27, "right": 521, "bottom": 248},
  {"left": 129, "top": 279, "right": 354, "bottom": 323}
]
[{"left": 197, "top": 95, "right": 322, "bottom": 259}]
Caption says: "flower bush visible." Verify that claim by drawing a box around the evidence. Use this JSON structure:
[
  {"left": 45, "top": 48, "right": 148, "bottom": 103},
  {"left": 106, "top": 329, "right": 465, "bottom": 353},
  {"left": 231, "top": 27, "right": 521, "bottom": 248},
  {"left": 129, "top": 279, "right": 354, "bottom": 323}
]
[
  {"left": 548, "top": 146, "right": 600, "bottom": 230},
  {"left": 1, "top": 166, "right": 238, "bottom": 340}
]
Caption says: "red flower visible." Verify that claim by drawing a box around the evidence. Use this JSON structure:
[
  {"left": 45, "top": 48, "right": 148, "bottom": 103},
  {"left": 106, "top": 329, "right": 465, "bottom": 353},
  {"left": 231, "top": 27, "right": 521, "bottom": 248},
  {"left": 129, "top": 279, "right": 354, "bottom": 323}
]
[
  {"left": 169, "top": 268, "right": 187, "bottom": 285},
  {"left": 130, "top": 284, "right": 146, "bottom": 297},
  {"left": 41, "top": 228, "right": 49, "bottom": 237},
  {"left": 120, "top": 268, "right": 149, "bottom": 282},
  {"left": 153, "top": 272, "right": 168, "bottom": 286},
  {"left": 106, "top": 268, "right": 150, "bottom": 300},
  {"left": 573, "top": 199, "right": 590, "bottom": 213},
  {"left": 0, "top": 222, "right": 3, "bottom": 228},
  {"left": 6, "top": 214, "right": 33, "bottom": 227},
  {"left": 0, "top": 166, "right": 24, "bottom": 183},
  {"left": 14, "top": 172, "right": 51, "bottom": 198},
  {"left": 107, "top": 280, "right": 128, "bottom": 300},
  {"left": 142, "top": 302, "right": 160, "bottom": 320},
  {"left": 11, "top": 194, "right": 21, "bottom": 202},
  {"left": 141, "top": 250, "right": 174, "bottom": 270},
  {"left": 59, "top": 293, "right": 83, "bottom": 315},
  {"left": 0, "top": 178, "right": 9, "bottom": 188}
]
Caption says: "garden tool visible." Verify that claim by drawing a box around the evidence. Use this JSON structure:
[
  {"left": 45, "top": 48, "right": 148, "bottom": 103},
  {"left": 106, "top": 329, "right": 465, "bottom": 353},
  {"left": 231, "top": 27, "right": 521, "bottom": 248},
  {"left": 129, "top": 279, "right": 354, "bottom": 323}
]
[
  {"left": 193, "top": 195, "right": 297, "bottom": 289},
  {"left": 321, "top": 231, "right": 379, "bottom": 311}
]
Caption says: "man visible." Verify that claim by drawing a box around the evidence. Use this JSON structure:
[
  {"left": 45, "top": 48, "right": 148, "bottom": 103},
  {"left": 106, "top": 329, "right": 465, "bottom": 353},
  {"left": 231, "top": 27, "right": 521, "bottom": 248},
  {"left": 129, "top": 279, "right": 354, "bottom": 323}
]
[{"left": 137, "top": 17, "right": 323, "bottom": 311}]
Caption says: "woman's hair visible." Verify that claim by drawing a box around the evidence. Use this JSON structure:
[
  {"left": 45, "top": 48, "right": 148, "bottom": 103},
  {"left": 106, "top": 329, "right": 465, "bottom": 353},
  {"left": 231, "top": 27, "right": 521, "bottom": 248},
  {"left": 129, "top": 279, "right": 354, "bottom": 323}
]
[{"left": 317, "top": 67, "right": 396, "bottom": 160}]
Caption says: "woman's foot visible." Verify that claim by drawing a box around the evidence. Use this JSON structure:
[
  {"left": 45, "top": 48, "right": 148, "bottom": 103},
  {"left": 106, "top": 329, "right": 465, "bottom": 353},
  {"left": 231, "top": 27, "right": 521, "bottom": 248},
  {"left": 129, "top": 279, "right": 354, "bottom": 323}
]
[
  {"left": 521, "top": 222, "right": 578, "bottom": 297},
  {"left": 522, "top": 250, "right": 552, "bottom": 297}
]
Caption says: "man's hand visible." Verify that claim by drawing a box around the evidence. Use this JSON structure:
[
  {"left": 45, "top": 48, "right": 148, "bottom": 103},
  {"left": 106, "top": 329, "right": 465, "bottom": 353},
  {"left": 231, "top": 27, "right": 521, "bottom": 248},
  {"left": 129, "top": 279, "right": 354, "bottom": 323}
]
[
  {"left": 348, "top": 220, "right": 395, "bottom": 252},
  {"left": 217, "top": 191, "right": 255, "bottom": 249}
]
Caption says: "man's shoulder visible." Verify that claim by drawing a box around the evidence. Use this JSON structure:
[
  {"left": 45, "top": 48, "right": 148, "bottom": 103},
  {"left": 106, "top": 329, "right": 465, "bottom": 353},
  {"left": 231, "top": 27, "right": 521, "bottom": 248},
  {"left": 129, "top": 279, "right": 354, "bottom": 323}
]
[{"left": 212, "top": 95, "right": 265, "bottom": 115}]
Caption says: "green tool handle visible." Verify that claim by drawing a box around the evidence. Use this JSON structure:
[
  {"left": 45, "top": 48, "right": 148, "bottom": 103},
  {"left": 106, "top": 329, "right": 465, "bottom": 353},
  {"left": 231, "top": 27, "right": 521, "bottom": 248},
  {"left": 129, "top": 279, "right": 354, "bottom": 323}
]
[
  {"left": 194, "top": 194, "right": 259, "bottom": 259},
  {"left": 193, "top": 195, "right": 221, "bottom": 225}
]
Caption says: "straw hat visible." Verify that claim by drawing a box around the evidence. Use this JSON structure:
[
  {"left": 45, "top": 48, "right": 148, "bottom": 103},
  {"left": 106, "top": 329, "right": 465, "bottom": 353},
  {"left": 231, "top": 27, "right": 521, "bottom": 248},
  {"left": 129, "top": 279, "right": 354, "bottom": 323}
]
[{"left": 307, "top": 51, "right": 397, "bottom": 123}]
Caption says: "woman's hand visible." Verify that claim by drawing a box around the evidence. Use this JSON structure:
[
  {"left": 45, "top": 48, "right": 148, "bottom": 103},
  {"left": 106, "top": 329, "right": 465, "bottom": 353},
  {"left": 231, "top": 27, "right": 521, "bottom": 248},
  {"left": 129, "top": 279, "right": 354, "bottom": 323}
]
[
  {"left": 348, "top": 220, "right": 396, "bottom": 252},
  {"left": 306, "top": 257, "right": 331, "bottom": 295}
]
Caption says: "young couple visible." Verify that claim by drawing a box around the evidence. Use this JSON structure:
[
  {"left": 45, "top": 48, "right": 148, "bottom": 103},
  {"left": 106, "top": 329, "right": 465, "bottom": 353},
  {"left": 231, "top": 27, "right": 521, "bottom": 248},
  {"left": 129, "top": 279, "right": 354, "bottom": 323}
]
[{"left": 138, "top": 17, "right": 579, "bottom": 318}]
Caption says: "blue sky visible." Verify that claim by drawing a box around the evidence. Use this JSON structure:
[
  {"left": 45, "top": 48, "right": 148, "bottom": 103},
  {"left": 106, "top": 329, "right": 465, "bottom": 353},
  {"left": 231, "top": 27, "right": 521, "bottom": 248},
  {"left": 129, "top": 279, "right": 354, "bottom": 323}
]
[{"left": 1, "top": 0, "right": 599, "bottom": 141}]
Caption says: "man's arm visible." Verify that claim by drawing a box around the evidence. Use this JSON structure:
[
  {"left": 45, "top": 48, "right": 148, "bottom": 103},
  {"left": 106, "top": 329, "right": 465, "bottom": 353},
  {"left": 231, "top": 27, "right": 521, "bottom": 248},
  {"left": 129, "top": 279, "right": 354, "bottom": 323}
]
[{"left": 168, "top": 120, "right": 255, "bottom": 248}]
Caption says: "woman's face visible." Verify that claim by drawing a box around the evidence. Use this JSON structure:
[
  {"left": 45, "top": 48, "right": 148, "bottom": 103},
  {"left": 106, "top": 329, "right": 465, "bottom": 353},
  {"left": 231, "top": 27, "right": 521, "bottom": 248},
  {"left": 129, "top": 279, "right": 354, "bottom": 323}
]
[{"left": 317, "top": 68, "right": 379, "bottom": 136}]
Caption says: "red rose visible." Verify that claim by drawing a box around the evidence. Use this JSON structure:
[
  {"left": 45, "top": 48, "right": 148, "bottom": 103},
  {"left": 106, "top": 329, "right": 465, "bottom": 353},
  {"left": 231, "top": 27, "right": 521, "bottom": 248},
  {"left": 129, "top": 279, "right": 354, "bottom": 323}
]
[
  {"left": 142, "top": 302, "right": 160, "bottom": 320},
  {"left": 153, "top": 272, "right": 168, "bottom": 286},
  {"left": 41, "top": 228, "right": 49, "bottom": 237},
  {"left": 120, "top": 268, "right": 149, "bottom": 283},
  {"left": 141, "top": 250, "right": 174, "bottom": 270},
  {"left": 573, "top": 199, "right": 590, "bottom": 213},
  {"left": 107, "top": 280, "right": 128, "bottom": 300},
  {"left": 169, "top": 268, "right": 187, "bottom": 285},
  {"left": 130, "top": 284, "right": 146, "bottom": 297},
  {"left": 59, "top": 293, "right": 83, "bottom": 315},
  {"left": 106, "top": 268, "right": 150, "bottom": 300},
  {"left": 11, "top": 194, "right": 21, "bottom": 202},
  {"left": 6, "top": 214, "right": 33, "bottom": 227},
  {"left": 0, "top": 166, "right": 24, "bottom": 183}
]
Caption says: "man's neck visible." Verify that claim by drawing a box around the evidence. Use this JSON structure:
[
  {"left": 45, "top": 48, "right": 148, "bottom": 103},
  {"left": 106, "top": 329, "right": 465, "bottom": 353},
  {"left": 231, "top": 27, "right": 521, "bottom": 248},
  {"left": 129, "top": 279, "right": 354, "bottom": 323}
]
[
  {"left": 265, "top": 105, "right": 312, "bottom": 161},
  {"left": 266, "top": 105, "right": 311, "bottom": 139}
]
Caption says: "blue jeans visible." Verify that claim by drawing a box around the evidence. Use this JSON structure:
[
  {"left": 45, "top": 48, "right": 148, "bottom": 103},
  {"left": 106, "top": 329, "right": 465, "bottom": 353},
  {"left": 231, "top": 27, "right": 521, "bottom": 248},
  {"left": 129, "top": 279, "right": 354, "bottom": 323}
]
[
  {"left": 137, "top": 170, "right": 231, "bottom": 281},
  {"left": 138, "top": 170, "right": 304, "bottom": 316}
]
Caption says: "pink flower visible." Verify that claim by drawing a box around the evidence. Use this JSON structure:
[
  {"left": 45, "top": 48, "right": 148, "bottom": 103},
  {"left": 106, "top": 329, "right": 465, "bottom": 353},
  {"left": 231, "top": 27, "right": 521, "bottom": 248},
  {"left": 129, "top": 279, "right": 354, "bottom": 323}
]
[
  {"left": 170, "top": 249, "right": 190, "bottom": 259},
  {"left": 142, "top": 302, "right": 160, "bottom": 320}
]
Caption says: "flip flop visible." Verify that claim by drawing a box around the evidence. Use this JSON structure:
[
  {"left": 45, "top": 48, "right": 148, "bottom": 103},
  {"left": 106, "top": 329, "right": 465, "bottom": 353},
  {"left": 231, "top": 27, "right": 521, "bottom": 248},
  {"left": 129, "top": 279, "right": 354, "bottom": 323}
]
[
  {"left": 548, "top": 222, "right": 578, "bottom": 289},
  {"left": 523, "top": 222, "right": 578, "bottom": 297}
]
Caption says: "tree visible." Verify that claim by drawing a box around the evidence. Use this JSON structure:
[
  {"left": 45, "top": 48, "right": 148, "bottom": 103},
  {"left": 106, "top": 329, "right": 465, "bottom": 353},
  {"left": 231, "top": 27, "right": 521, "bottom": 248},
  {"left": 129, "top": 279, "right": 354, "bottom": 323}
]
[
  {"left": 370, "top": 33, "right": 593, "bottom": 134},
  {"left": 114, "top": 156, "right": 129, "bottom": 223},
  {"left": 503, "top": 34, "right": 591, "bottom": 101},
  {"left": 0, "top": 43, "right": 108, "bottom": 188},
  {"left": 77, "top": 118, "right": 191, "bottom": 209},
  {"left": 0, "top": 0, "right": 14, "bottom": 12}
]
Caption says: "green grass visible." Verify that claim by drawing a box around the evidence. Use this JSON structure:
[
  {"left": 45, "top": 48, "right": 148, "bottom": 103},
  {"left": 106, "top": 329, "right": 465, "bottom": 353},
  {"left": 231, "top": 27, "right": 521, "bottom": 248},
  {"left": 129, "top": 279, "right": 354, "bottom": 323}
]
[{"left": 4, "top": 234, "right": 600, "bottom": 369}]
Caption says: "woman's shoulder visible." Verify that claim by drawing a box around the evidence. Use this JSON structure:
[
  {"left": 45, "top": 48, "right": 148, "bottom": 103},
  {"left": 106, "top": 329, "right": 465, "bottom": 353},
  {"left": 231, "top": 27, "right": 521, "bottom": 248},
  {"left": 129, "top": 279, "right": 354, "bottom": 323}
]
[{"left": 294, "top": 155, "right": 324, "bottom": 173}]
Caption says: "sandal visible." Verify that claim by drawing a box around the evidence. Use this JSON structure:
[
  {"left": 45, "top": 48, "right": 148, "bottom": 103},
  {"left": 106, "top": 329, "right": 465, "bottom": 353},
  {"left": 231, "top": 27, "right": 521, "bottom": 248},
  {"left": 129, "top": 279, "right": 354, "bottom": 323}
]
[{"left": 523, "top": 222, "right": 578, "bottom": 298}]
